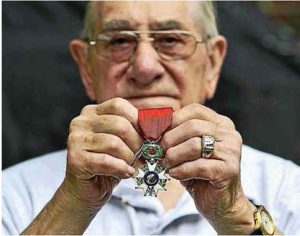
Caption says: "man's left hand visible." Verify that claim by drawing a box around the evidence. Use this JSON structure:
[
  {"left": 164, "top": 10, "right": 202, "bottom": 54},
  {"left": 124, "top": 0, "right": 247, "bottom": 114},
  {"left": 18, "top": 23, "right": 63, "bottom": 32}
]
[{"left": 161, "top": 103, "right": 256, "bottom": 234}]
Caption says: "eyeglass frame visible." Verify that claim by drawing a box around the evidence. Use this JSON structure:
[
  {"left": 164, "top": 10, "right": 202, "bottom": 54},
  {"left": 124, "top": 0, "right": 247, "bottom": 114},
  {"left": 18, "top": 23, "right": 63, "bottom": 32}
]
[{"left": 82, "top": 30, "right": 211, "bottom": 62}]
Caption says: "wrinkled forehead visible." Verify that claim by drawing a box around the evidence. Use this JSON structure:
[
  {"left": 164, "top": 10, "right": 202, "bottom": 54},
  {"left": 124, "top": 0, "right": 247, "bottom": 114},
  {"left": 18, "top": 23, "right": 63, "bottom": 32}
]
[{"left": 93, "top": 1, "right": 200, "bottom": 33}]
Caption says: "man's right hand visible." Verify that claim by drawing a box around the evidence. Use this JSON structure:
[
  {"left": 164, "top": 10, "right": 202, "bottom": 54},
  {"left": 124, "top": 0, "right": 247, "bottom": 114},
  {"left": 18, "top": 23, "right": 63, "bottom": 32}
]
[
  {"left": 63, "top": 98, "right": 143, "bottom": 210},
  {"left": 21, "top": 98, "right": 143, "bottom": 235}
]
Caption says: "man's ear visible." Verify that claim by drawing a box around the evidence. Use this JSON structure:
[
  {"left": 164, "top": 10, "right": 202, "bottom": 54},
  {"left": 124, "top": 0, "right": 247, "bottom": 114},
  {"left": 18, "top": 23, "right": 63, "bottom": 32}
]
[
  {"left": 204, "top": 35, "right": 227, "bottom": 100},
  {"left": 69, "top": 39, "right": 96, "bottom": 101}
]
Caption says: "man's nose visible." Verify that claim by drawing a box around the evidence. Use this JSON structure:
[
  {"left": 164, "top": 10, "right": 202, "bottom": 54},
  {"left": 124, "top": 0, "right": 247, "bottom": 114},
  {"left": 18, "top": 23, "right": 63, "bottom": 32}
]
[{"left": 129, "top": 42, "right": 165, "bottom": 86}]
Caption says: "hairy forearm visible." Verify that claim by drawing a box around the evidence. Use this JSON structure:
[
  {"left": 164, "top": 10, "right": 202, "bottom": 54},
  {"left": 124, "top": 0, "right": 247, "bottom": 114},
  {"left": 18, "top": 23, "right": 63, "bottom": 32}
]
[{"left": 21, "top": 181, "right": 99, "bottom": 235}]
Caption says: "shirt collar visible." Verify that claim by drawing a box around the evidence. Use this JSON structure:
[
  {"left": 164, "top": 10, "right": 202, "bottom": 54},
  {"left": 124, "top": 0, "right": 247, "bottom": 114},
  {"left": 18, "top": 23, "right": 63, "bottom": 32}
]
[{"left": 112, "top": 178, "right": 200, "bottom": 217}]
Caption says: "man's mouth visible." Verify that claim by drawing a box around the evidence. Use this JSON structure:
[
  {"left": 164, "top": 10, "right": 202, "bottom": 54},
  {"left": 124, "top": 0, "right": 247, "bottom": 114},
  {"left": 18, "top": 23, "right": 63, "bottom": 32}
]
[
  {"left": 125, "top": 94, "right": 181, "bottom": 109},
  {"left": 125, "top": 94, "right": 180, "bottom": 100}
]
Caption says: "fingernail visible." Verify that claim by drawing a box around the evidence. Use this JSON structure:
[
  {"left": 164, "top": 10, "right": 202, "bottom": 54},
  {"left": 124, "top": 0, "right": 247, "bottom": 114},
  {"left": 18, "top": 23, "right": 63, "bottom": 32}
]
[{"left": 128, "top": 166, "right": 136, "bottom": 175}]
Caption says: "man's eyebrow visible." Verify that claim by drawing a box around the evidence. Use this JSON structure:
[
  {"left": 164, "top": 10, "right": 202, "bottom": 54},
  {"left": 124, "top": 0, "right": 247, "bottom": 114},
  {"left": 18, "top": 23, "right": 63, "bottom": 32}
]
[
  {"left": 100, "top": 20, "right": 134, "bottom": 33},
  {"left": 151, "top": 20, "right": 188, "bottom": 31},
  {"left": 99, "top": 20, "right": 187, "bottom": 33}
]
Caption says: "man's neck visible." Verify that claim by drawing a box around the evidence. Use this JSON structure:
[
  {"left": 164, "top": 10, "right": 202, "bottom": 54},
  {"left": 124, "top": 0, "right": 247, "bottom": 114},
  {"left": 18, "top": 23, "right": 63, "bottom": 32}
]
[{"left": 157, "top": 177, "right": 185, "bottom": 212}]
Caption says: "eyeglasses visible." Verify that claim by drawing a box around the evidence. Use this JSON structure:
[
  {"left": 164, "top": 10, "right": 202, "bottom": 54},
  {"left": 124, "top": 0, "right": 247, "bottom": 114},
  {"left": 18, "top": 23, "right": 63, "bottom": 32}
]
[{"left": 85, "top": 30, "right": 209, "bottom": 62}]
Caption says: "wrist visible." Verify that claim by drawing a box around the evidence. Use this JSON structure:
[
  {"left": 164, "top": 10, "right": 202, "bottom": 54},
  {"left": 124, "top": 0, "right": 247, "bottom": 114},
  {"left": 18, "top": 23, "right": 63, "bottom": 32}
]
[
  {"left": 211, "top": 197, "right": 256, "bottom": 235},
  {"left": 56, "top": 179, "right": 100, "bottom": 216},
  {"left": 58, "top": 176, "right": 111, "bottom": 214}
]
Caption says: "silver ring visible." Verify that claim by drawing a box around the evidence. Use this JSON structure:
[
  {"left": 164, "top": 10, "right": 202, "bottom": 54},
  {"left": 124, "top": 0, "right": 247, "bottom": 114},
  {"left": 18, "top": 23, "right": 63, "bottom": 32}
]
[{"left": 201, "top": 135, "right": 215, "bottom": 158}]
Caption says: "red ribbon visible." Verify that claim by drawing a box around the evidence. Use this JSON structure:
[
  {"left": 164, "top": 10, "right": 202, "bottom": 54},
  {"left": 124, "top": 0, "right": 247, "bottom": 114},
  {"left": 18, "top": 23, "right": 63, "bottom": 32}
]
[{"left": 138, "top": 107, "right": 173, "bottom": 141}]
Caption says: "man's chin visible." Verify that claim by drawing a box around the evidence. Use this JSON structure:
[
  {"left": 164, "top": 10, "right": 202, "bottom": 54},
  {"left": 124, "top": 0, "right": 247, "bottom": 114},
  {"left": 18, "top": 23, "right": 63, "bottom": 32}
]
[{"left": 126, "top": 96, "right": 181, "bottom": 110}]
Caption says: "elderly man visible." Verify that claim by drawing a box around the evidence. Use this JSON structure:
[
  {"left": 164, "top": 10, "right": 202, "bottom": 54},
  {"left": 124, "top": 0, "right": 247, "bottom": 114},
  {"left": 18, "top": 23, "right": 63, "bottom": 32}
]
[{"left": 3, "top": 1, "right": 299, "bottom": 235}]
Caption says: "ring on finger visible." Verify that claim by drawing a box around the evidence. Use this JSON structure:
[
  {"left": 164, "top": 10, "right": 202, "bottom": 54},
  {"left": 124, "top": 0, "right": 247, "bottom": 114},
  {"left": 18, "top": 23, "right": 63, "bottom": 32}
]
[{"left": 201, "top": 135, "right": 215, "bottom": 159}]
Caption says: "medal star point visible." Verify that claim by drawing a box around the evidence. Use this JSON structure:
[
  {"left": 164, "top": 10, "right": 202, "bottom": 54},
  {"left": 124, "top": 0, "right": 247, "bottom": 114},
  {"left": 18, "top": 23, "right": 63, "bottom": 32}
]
[
  {"left": 158, "top": 169, "right": 168, "bottom": 180},
  {"left": 148, "top": 162, "right": 157, "bottom": 171}
]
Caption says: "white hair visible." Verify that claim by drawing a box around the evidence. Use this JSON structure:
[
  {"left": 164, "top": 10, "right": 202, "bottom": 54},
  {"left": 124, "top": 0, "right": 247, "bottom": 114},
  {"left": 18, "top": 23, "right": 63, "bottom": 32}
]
[
  {"left": 81, "top": 1, "right": 219, "bottom": 40},
  {"left": 193, "top": 1, "right": 219, "bottom": 37}
]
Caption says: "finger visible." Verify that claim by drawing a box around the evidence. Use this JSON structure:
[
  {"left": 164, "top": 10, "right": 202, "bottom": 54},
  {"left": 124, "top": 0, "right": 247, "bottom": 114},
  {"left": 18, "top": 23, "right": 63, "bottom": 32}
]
[
  {"left": 163, "top": 137, "right": 229, "bottom": 169},
  {"left": 83, "top": 151, "right": 136, "bottom": 179},
  {"left": 89, "top": 115, "right": 143, "bottom": 152},
  {"left": 163, "top": 137, "right": 202, "bottom": 169},
  {"left": 80, "top": 104, "right": 98, "bottom": 115},
  {"left": 168, "top": 158, "right": 226, "bottom": 182},
  {"left": 161, "top": 119, "right": 223, "bottom": 149},
  {"left": 69, "top": 114, "right": 143, "bottom": 152},
  {"left": 213, "top": 136, "right": 243, "bottom": 162},
  {"left": 68, "top": 132, "right": 134, "bottom": 165},
  {"left": 95, "top": 98, "right": 139, "bottom": 130},
  {"left": 172, "top": 103, "right": 235, "bottom": 129}
]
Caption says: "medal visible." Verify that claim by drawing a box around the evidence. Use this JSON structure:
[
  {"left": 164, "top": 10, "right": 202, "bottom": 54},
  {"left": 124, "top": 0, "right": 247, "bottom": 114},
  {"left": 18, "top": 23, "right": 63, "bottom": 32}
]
[{"left": 133, "top": 107, "right": 173, "bottom": 196}]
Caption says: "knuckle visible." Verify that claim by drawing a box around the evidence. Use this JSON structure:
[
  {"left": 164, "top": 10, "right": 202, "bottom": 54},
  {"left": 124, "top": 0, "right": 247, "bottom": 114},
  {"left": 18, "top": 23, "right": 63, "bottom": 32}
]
[
  {"left": 217, "top": 115, "right": 235, "bottom": 129},
  {"left": 118, "top": 160, "right": 129, "bottom": 172},
  {"left": 231, "top": 145, "right": 241, "bottom": 157},
  {"left": 189, "top": 137, "right": 201, "bottom": 153},
  {"left": 223, "top": 130, "right": 243, "bottom": 149},
  {"left": 69, "top": 117, "right": 85, "bottom": 132},
  {"left": 223, "top": 139, "right": 241, "bottom": 157},
  {"left": 67, "top": 150, "right": 83, "bottom": 169},
  {"left": 231, "top": 140, "right": 241, "bottom": 154},
  {"left": 115, "top": 118, "right": 131, "bottom": 138},
  {"left": 164, "top": 148, "right": 174, "bottom": 165},
  {"left": 80, "top": 105, "right": 96, "bottom": 115},
  {"left": 100, "top": 154, "right": 111, "bottom": 168},
  {"left": 108, "top": 137, "right": 122, "bottom": 151},
  {"left": 110, "top": 98, "right": 128, "bottom": 113},
  {"left": 161, "top": 134, "right": 172, "bottom": 149},
  {"left": 68, "top": 132, "right": 84, "bottom": 147}
]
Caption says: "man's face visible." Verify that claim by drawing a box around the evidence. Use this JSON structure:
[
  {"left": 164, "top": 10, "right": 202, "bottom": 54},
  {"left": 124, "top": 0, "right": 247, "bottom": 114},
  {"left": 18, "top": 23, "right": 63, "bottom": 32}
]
[{"left": 84, "top": 2, "right": 217, "bottom": 110}]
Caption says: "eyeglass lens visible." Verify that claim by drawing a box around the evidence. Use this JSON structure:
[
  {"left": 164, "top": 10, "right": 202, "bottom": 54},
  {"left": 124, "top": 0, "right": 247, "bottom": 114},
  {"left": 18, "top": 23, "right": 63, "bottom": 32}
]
[{"left": 94, "top": 31, "right": 197, "bottom": 61}]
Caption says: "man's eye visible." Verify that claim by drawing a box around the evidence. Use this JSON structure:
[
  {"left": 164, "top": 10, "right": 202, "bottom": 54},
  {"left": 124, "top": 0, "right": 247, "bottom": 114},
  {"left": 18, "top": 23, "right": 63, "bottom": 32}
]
[
  {"left": 109, "top": 36, "right": 134, "bottom": 46},
  {"left": 157, "top": 34, "right": 183, "bottom": 46}
]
